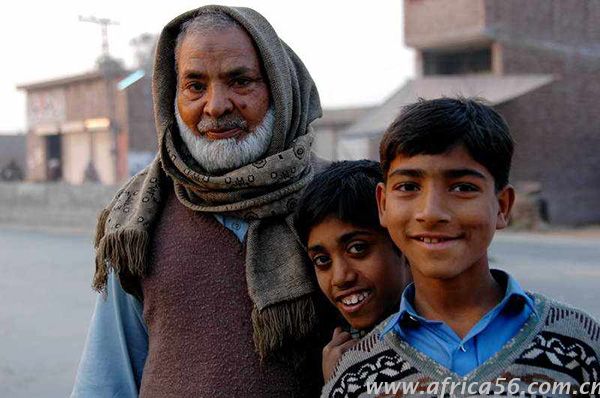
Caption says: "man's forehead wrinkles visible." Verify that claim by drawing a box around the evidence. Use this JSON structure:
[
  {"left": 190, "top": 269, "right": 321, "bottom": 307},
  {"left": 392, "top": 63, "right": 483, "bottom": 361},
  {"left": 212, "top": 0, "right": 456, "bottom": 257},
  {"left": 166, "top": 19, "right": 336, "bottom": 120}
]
[
  {"left": 182, "top": 70, "right": 206, "bottom": 80},
  {"left": 220, "top": 66, "right": 262, "bottom": 80},
  {"left": 226, "top": 66, "right": 254, "bottom": 75},
  {"left": 180, "top": 64, "right": 259, "bottom": 78}
]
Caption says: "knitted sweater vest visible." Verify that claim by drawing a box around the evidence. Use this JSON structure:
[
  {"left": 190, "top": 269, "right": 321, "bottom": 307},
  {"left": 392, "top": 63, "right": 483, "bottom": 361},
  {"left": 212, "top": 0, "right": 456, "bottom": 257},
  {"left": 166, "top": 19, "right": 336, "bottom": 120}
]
[
  {"left": 322, "top": 294, "right": 600, "bottom": 398},
  {"left": 139, "top": 190, "right": 322, "bottom": 397}
]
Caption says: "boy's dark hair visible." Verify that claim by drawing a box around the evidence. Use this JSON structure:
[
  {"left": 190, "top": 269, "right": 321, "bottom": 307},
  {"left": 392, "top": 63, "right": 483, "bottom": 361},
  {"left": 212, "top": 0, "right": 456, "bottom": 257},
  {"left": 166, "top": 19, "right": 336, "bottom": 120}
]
[
  {"left": 295, "top": 160, "right": 383, "bottom": 244},
  {"left": 380, "top": 97, "right": 514, "bottom": 191}
]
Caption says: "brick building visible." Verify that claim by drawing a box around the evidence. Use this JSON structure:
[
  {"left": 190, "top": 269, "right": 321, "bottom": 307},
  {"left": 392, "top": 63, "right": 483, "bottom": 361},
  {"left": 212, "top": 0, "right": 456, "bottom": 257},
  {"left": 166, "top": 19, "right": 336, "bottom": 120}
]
[
  {"left": 18, "top": 65, "right": 155, "bottom": 185},
  {"left": 341, "top": 0, "right": 599, "bottom": 225}
]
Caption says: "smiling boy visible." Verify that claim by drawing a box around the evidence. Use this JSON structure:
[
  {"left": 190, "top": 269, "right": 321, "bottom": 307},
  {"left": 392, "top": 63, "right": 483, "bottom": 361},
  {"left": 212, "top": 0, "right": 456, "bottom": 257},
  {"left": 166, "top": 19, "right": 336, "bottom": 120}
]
[
  {"left": 295, "top": 160, "right": 411, "bottom": 381},
  {"left": 321, "top": 98, "right": 600, "bottom": 398}
]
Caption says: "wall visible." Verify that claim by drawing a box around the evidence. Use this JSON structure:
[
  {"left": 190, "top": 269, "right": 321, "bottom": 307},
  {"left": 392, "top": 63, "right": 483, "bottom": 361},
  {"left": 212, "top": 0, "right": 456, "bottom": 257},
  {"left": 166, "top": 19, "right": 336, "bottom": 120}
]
[
  {"left": 0, "top": 182, "right": 117, "bottom": 231},
  {"left": 404, "top": 0, "right": 487, "bottom": 49},
  {"left": 488, "top": 0, "right": 600, "bottom": 225},
  {"left": 61, "top": 132, "right": 90, "bottom": 184},
  {"left": 484, "top": 0, "right": 598, "bottom": 50},
  {"left": 126, "top": 77, "right": 157, "bottom": 153},
  {"left": 26, "top": 133, "right": 46, "bottom": 181},
  {"left": 498, "top": 75, "right": 600, "bottom": 225}
]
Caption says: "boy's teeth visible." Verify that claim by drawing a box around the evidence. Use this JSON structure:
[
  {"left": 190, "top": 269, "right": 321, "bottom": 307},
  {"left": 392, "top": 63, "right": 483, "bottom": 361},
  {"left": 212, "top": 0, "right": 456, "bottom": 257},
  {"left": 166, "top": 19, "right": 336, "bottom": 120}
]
[
  {"left": 341, "top": 291, "right": 370, "bottom": 306},
  {"left": 421, "top": 237, "right": 443, "bottom": 243}
]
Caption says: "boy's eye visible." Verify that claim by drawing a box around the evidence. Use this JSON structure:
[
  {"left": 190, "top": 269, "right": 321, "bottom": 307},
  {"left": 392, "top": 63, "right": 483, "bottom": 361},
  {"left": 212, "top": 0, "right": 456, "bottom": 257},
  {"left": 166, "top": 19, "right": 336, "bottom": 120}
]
[
  {"left": 395, "top": 182, "right": 420, "bottom": 192},
  {"left": 347, "top": 242, "right": 368, "bottom": 255},
  {"left": 450, "top": 183, "right": 480, "bottom": 193},
  {"left": 311, "top": 254, "right": 331, "bottom": 268}
]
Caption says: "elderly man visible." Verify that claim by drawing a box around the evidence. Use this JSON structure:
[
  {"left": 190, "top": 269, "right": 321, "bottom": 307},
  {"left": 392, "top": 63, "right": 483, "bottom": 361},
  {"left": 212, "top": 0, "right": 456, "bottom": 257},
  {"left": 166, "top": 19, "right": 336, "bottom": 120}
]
[{"left": 72, "top": 5, "right": 327, "bottom": 397}]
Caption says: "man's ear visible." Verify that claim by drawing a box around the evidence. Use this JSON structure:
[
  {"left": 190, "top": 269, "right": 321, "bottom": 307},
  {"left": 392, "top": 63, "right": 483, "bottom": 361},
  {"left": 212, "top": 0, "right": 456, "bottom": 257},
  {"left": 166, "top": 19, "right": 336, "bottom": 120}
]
[
  {"left": 376, "top": 182, "right": 388, "bottom": 228},
  {"left": 496, "top": 184, "right": 516, "bottom": 230}
]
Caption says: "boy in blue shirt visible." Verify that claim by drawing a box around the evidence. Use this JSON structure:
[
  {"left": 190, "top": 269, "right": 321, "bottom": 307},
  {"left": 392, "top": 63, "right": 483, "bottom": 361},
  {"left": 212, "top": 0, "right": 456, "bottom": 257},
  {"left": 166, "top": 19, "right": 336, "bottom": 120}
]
[{"left": 321, "top": 98, "right": 600, "bottom": 397}]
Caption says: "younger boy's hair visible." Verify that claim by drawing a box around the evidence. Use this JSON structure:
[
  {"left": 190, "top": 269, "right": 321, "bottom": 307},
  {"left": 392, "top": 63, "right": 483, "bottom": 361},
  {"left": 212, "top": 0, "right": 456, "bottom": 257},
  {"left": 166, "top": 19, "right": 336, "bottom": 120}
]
[
  {"left": 380, "top": 97, "right": 514, "bottom": 191},
  {"left": 295, "top": 160, "right": 383, "bottom": 244}
]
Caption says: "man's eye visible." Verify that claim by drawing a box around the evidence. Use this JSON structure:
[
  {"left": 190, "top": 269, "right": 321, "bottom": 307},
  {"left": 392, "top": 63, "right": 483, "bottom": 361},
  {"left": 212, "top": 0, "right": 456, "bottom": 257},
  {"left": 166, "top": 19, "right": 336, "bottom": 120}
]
[
  {"left": 395, "top": 182, "right": 420, "bottom": 192},
  {"left": 347, "top": 242, "right": 368, "bottom": 255},
  {"left": 231, "top": 77, "right": 253, "bottom": 87},
  {"left": 187, "top": 82, "right": 206, "bottom": 93},
  {"left": 312, "top": 255, "right": 331, "bottom": 268},
  {"left": 450, "top": 183, "right": 479, "bottom": 193}
]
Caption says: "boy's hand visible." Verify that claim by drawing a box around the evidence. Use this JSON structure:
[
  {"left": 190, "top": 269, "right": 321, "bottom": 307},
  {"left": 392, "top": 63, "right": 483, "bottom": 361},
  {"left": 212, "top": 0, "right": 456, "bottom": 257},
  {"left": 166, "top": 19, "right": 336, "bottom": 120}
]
[{"left": 322, "top": 327, "right": 358, "bottom": 381}]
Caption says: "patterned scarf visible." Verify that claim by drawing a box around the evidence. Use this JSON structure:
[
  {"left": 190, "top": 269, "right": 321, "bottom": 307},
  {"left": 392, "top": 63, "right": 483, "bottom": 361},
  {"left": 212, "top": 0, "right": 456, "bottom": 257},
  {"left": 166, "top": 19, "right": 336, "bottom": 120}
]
[{"left": 93, "top": 5, "right": 324, "bottom": 360}]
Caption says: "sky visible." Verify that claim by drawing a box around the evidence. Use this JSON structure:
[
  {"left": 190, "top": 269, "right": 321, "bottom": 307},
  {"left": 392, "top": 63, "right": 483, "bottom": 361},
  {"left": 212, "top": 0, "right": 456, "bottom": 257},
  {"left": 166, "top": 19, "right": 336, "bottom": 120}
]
[{"left": 0, "top": 0, "right": 414, "bottom": 132}]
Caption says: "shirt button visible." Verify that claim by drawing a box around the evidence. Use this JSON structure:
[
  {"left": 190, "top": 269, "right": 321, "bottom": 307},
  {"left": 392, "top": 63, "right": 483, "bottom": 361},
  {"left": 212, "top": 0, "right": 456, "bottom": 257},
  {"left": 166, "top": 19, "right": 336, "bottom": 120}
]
[{"left": 233, "top": 222, "right": 240, "bottom": 230}]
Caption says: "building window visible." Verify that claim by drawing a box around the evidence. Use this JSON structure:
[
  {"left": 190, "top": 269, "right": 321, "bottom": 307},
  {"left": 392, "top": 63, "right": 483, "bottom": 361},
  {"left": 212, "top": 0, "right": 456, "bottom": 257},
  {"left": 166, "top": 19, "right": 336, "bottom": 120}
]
[{"left": 423, "top": 47, "right": 491, "bottom": 75}]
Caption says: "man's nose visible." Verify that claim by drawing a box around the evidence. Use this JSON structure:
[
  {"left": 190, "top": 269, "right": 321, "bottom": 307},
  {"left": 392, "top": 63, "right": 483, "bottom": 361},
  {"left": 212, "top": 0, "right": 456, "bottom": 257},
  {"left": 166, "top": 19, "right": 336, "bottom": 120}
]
[
  {"left": 332, "top": 258, "right": 357, "bottom": 289},
  {"left": 203, "top": 84, "right": 233, "bottom": 118},
  {"left": 415, "top": 189, "right": 451, "bottom": 225}
]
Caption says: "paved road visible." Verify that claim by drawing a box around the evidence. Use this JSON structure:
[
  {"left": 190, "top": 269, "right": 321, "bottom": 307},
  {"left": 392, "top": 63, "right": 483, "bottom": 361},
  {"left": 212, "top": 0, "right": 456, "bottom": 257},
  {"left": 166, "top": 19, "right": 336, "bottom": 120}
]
[
  {"left": 1, "top": 227, "right": 599, "bottom": 397},
  {"left": 1, "top": 227, "right": 95, "bottom": 398},
  {"left": 491, "top": 231, "right": 600, "bottom": 316}
]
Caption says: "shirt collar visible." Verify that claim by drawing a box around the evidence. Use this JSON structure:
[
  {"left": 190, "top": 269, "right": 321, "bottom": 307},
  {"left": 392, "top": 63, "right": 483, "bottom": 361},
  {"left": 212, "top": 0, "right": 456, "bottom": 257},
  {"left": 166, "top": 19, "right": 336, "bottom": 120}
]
[
  {"left": 492, "top": 269, "right": 537, "bottom": 316},
  {"left": 380, "top": 283, "right": 426, "bottom": 337},
  {"left": 380, "top": 269, "right": 537, "bottom": 338}
]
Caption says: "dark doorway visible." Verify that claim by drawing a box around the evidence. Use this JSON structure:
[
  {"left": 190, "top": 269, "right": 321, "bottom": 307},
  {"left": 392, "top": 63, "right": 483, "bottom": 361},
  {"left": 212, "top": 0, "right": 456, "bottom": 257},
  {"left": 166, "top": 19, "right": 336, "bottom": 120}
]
[{"left": 45, "top": 134, "right": 62, "bottom": 181}]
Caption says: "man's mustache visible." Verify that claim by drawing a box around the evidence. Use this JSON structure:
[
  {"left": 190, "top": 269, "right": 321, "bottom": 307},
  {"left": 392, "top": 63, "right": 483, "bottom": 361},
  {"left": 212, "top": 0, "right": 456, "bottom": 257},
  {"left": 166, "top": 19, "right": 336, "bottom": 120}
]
[{"left": 196, "top": 114, "right": 248, "bottom": 134}]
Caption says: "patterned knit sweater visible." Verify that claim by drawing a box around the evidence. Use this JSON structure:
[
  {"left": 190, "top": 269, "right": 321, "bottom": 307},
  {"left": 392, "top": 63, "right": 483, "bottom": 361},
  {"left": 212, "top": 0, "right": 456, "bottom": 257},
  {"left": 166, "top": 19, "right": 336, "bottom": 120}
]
[{"left": 322, "top": 293, "right": 600, "bottom": 398}]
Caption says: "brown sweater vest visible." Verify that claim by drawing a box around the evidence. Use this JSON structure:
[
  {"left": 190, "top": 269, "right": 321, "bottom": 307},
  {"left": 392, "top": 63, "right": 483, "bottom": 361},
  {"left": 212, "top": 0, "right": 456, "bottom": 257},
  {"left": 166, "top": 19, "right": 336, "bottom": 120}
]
[{"left": 139, "top": 190, "right": 322, "bottom": 397}]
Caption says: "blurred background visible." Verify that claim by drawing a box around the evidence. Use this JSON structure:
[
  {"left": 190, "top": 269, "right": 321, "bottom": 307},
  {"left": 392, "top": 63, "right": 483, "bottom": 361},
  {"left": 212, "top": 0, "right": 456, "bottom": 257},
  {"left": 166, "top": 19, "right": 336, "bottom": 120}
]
[{"left": 1, "top": 0, "right": 599, "bottom": 396}]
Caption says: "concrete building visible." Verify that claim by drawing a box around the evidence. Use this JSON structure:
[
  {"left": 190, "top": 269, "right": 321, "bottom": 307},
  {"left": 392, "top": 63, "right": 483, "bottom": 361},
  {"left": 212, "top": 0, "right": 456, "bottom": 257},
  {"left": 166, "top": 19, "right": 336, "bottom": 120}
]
[
  {"left": 312, "top": 106, "right": 374, "bottom": 160},
  {"left": 18, "top": 66, "right": 155, "bottom": 185},
  {"left": 341, "top": 0, "right": 599, "bottom": 225}
]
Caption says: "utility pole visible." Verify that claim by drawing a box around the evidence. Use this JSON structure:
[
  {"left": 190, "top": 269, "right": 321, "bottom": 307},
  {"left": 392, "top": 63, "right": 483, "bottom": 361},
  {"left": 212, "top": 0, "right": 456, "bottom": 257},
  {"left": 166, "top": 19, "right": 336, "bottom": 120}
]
[
  {"left": 79, "top": 16, "right": 119, "bottom": 59},
  {"left": 79, "top": 15, "right": 121, "bottom": 183}
]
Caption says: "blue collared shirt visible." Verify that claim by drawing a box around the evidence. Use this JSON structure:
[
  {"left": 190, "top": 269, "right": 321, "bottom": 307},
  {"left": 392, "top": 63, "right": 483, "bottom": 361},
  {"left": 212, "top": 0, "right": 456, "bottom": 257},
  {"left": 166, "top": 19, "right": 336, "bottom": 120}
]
[
  {"left": 380, "top": 270, "right": 537, "bottom": 376},
  {"left": 71, "top": 215, "right": 248, "bottom": 397}
]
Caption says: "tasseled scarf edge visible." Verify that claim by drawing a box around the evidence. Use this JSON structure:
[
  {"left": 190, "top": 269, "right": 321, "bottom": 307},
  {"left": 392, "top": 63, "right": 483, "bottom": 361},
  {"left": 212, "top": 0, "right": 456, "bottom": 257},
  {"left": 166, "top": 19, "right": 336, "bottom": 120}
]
[
  {"left": 92, "top": 209, "right": 319, "bottom": 361},
  {"left": 92, "top": 208, "right": 149, "bottom": 294},
  {"left": 251, "top": 294, "right": 319, "bottom": 362}
]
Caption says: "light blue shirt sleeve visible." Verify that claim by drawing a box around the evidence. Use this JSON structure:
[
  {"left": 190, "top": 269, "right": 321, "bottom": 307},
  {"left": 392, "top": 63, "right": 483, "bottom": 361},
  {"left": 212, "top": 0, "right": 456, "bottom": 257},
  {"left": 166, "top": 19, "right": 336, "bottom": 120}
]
[
  {"left": 71, "top": 215, "right": 248, "bottom": 397},
  {"left": 71, "top": 272, "right": 148, "bottom": 397}
]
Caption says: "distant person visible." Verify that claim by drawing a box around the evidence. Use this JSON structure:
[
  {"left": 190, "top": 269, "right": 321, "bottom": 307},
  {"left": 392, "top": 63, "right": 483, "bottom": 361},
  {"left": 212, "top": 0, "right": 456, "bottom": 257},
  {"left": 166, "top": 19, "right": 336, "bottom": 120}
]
[
  {"left": 322, "top": 98, "right": 600, "bottom": 397},
  {"left": 47, "top": 158, "right": 61, "bottom": 181},
  {"left": 0, "top": 159, "right": 24, "bottom": 181},
  {"left": 72, "top": 5, "right": 328, "bottom": 397},
  {"left": 294, "top": 160, "right": 411, "bottom": 381}
]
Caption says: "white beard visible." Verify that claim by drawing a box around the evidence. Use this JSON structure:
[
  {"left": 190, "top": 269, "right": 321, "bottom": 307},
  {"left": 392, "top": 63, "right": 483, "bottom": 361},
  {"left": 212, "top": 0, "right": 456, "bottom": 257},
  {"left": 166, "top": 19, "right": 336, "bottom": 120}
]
[{"left": 175, "top": 105, "right": 274, "bottom": 174}]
